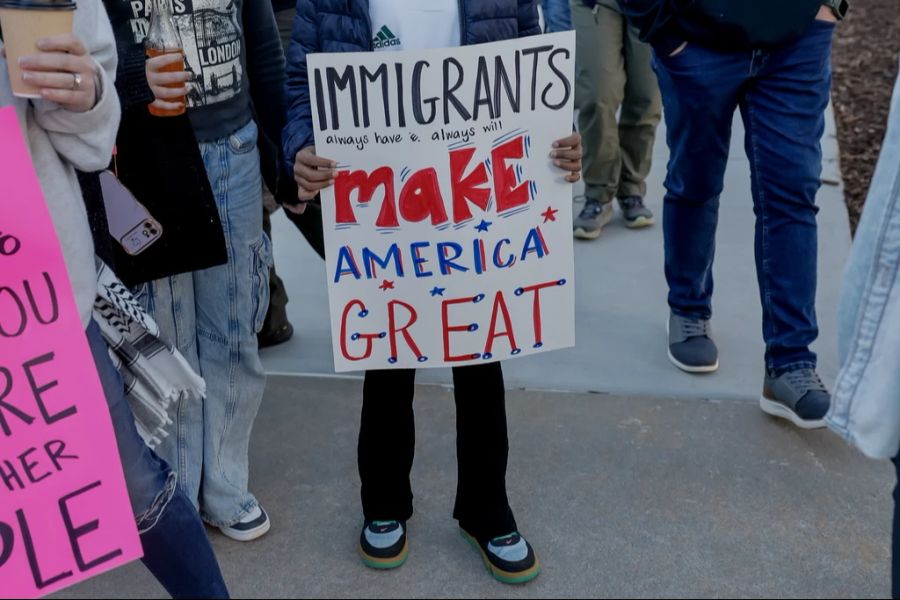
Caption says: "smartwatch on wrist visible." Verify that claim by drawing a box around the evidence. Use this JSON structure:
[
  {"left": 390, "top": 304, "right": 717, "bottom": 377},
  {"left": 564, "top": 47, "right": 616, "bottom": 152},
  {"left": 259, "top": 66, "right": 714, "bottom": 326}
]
[{"left": 821, "top": 0, "right": 849, "bottom": 21}]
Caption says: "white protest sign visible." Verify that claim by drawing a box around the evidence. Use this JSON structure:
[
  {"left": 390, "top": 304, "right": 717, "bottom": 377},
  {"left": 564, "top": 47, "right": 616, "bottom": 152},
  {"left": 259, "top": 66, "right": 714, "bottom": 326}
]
[{"left": 309, "top": 32, "right": 576, "bottom": 372}]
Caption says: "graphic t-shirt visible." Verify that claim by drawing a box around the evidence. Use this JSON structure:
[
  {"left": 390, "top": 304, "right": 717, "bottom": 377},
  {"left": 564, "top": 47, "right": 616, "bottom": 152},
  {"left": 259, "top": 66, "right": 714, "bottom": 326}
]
[
  {"left": 369, "top": 0, "right": 461, "bottom": 51},
  {"left": 106, "top": 0, "right": 254, "bottom": 141}
]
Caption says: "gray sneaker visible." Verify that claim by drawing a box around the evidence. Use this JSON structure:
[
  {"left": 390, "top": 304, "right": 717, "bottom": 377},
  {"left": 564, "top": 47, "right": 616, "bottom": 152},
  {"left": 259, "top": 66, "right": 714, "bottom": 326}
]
[
  {"left": 760, "top": 368, "right": 830, "bottom": 430},
  {"left": 668, "top": 313, "right": 719, "bottom": 373},
  {"left": 573, "top": 198, "right": 614, "bottom": 240},
  {"left": 618, "top": 196, "right": 654, "bottom": 229}
]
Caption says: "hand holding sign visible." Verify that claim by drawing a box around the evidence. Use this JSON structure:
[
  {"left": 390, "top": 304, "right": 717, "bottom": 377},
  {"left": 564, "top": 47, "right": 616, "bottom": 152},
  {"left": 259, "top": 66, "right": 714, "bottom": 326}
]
[
  {"left": 289, "top": 145, "right": 336, "bottom": 214},
  {"left": 551, "top": 132, "right": 583, "bottom": 182},
  {"left": 309, "top": 32, "right": 578, "bottom": 372}
]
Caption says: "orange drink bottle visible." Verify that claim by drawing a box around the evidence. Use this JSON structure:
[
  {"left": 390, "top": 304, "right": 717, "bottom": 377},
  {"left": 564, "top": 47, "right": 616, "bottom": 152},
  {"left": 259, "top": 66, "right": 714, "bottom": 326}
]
[{"left": 145, "top": 0, "right": 186, "bottom": 117}]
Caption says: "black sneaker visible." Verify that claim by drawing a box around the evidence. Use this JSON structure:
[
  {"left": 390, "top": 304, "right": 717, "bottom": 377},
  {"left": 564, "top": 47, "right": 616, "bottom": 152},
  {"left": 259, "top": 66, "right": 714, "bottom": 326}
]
[
  {"left": 258, "top": 322, "right": 294, "bottom": 349},
  {"left": 359, "top": 520, "right": 408, "bottom": 570},
  {"left": 618, "top": 196, "right": 655, "bottom": 229},
  {"left": 760, "top": 368, "right": 830, "bottom": 430},
  {"left": 668, "top": 312, "right": 719, "bottom": 373},
  {"left": 460, "top": 529, "right": 541, "bottom": 585}
]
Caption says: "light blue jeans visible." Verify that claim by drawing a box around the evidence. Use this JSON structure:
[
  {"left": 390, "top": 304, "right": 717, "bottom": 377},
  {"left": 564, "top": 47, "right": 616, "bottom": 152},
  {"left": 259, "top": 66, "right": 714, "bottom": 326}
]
[
  {"left": 139, "top": 119, "right": 272, "bottom": 526},
  {"left": 829, "top": 62, "right": 900, "bottom": 460}
]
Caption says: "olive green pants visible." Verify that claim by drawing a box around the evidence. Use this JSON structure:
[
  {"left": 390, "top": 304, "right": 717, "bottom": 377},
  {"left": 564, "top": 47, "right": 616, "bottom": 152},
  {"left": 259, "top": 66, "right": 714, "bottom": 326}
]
[{"left": 573, "top": 0, "right": 662, "bottom": 204}]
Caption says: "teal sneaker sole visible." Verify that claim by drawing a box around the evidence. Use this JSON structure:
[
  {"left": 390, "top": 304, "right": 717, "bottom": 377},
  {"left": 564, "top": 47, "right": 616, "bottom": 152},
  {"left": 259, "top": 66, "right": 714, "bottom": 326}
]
[
  {"left": 460, "top": 529, "right": 541, "bottom": 585},
  {"left": 359, "top": 538, "right": 409, "bottom": 570}
]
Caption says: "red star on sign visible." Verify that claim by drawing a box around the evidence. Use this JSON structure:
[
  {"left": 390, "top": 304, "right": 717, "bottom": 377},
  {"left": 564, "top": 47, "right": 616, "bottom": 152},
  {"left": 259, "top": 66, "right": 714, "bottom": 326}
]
[
  {"left": 379, "top": 280, "right": 395, "bottom": 291},
  {"left": 541, "top": 206, "right": 559, "bottom": 223}
]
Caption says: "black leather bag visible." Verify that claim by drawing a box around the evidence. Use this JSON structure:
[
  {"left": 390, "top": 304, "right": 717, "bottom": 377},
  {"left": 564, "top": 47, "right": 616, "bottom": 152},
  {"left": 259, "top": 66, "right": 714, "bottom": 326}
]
[{"left": 102, "top": 107, "right": 228, "bottom": 287}]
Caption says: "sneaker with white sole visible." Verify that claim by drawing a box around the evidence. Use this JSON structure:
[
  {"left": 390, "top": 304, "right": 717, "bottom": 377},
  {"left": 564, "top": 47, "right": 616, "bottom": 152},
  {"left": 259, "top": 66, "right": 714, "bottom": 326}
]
[
  {"left": 760, "top": 368, "right": 830, "bottom": 430},
  {"left": 219, "top": 505, "right": 271, "bottom": 542},
  {"left": 618, "top": 196, "right": 655, "bottom": 229},
  {"left": 461, "top": 529, "right": 541, "bottom": 585},
  {"left": 573, "top": 198, "right": 614, "bottom": 240},
  {"left": 668, "top": 312, "right": 719, "bottom": 373},
  {"left": 359, "top": 520, "right": 408, "bottom": 570}
]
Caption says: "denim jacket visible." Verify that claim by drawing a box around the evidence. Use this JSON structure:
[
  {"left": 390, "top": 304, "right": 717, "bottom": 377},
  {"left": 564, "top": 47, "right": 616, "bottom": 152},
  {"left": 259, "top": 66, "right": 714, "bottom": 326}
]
[{"left": 827, "top": 60, "right": 900, "bottom": 460}]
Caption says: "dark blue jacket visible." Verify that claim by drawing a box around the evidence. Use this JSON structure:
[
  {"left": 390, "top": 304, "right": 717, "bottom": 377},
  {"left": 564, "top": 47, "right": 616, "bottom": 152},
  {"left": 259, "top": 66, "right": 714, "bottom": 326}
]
[
  {"left": 618, "top": 0, "right": 829, "bottom": 55},
  {"left": 282, "top": 0, "right": 541, "bottom": 169}
]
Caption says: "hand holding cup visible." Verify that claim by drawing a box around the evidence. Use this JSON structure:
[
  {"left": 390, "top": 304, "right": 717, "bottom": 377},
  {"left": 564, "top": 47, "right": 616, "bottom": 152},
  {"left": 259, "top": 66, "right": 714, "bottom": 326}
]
[{"left": 12, "top": 33, "right": 99, "bottom": 112}]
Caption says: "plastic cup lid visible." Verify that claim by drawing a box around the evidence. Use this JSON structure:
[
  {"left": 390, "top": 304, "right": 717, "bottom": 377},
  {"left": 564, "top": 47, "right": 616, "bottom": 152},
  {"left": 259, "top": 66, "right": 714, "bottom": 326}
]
[{"left": 0, "top": 0, "right": 76, "bottom": 9}]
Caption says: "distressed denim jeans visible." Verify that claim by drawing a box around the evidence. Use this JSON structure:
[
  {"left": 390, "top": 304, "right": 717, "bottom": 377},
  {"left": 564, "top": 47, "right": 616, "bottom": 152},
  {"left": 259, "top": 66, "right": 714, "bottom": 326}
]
[
  {"left": 87, "top": 321, "right": 229, "bottom": 598},
  {"left": 87, "top": 320, "right": 175, "bottom": 529},
  {"left": 653, "top": 20, "right": 835, "bottom": 372},
  {"left": 139, "top": 119, "right": 272, "bottom": 527},
  {"left": 829, "top": 61, "right": 900, "bottom": 460}
]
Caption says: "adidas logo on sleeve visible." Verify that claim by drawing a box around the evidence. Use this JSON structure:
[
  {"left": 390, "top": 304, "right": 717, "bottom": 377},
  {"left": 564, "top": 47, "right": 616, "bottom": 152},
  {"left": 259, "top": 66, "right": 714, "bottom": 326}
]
[{"left": 373, "top": 26, "right": 402, "bottom": 49}]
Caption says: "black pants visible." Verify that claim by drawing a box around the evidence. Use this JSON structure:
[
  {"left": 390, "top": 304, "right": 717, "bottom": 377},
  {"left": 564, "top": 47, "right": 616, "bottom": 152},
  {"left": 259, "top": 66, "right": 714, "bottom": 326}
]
[{"left": 358, "top": 362, "right": 517, "bottom": 541}]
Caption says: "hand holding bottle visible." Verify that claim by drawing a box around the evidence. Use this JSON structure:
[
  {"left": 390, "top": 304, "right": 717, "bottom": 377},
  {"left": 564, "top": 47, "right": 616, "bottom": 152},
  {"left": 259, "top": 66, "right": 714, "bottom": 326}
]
[
  {"left": 146, "top": 51, "right": 188, "bottom": 116},
  {"left": 145, "top": 0, "right": 187, "bottom": 117}
]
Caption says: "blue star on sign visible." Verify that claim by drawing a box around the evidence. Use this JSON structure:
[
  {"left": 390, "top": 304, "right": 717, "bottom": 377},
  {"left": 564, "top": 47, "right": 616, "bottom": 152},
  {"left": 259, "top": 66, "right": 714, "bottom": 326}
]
[
  {"left": 475, "top": 220, "right": 492, "bottom": 232},
  {"left": 430, "top": 287, "right": 446, "bottom": 297}
]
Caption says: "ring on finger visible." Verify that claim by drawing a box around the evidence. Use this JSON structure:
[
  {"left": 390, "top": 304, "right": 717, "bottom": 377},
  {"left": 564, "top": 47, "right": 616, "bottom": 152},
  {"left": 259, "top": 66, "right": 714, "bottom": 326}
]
[{"left": 71, "top": 72, "right": 82, "bottom": 91}]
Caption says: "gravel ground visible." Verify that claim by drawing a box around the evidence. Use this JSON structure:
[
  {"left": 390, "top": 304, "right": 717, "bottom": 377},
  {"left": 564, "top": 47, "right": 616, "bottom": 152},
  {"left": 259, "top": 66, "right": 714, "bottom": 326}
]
[{"left": 831, "top": 0, "right": 900, "bottom": 232}]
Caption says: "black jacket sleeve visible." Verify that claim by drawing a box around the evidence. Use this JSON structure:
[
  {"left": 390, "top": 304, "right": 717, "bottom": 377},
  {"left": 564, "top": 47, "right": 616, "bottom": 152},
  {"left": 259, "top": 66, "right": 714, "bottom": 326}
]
[
  {"left": 244, "top": 0, "right": 298, "bottom": 204},
  {"left": 244, "top": 0, "right": 287, "bottom": 147},
  {"left": 616, "top": 0, "right": 686, "bottom": 56}
]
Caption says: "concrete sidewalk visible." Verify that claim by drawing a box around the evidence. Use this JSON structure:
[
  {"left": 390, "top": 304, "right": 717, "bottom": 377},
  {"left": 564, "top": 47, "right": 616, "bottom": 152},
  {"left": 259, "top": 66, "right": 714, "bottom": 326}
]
[
  {"left": 54, "top": 104, "right": 863, "bottom": 599},
  {"left": 55, "top": 376, "right": 891, "bottom": 599},
  {"left": 261, "top": 109, "right": 850, "bottom": 401}
]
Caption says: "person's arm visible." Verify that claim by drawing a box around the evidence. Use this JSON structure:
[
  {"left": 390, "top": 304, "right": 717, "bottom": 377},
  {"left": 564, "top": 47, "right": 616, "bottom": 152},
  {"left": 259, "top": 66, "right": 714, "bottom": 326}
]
[
  {"left": 518, "top": 0, "right": 544, "bottom": 38},
  {"left": 28, "top": 0, "right": 120, "bottom": 172},
  {"left": 244, "top": 0, "right": 287, "bottom": 151},
  {"left": 282, "top": 0, "right": 319, "bottom": 175},
  {"left": 616, "top": 0, "right": 685, "bottom": 57},
  {"left": 244, "top": 0, "right": 300, "bottom": 204}
]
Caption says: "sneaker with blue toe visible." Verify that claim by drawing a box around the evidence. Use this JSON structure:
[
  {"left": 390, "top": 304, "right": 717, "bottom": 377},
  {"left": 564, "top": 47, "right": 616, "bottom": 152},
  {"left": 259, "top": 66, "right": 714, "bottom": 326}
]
[
  {"left": 461, "top": 529, "right": 541, "bottom": 585},
  {"left": 760, "top": 368, "right": 830, "bottom": 430},
  {"left": 359, "top": 520, "right": 408, "bottom": 570}
]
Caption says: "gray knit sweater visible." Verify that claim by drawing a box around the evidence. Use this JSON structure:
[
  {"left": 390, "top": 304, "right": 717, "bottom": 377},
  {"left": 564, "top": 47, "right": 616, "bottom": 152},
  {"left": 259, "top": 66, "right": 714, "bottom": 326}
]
[{"left": 0, "top": 0, "right": 121, "bottom": 329}]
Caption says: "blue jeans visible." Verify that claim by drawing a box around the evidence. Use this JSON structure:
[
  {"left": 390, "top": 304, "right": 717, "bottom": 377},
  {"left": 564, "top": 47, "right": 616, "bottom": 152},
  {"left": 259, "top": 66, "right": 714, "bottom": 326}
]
[
  {"left": 828, "top": 60, "right": 900, "bottom": 459},
  {"left": 139, "top": 119, "right": 272, "bottom": 527},
  {"left": 541, "top": 0, "right": 572, "bottom": 32},
  {"left": 654, "top": 21, "right": 835, "bottom": 372},
  {"left": 87, "top": 322, "right": 228, "bottom": 598}
]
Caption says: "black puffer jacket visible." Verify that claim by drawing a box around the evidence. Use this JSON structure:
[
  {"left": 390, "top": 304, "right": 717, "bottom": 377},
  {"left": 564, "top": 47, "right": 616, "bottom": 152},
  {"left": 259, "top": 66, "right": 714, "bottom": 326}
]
[{"left": 272, "top": 0, "right": 296, "bottom": 11}]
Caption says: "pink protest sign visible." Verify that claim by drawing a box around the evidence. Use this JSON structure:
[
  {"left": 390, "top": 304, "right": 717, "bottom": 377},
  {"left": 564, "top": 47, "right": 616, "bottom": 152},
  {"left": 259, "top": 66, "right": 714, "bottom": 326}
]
[{"left": 0, "top": 107, "right": 142, "bottom": 598}]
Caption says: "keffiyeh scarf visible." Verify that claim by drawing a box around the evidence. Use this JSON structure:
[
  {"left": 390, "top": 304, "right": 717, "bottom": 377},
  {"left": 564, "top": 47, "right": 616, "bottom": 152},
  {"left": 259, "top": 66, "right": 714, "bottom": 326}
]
[{"left": 92, "top": 260, "right": 205, "bottom": 448}]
